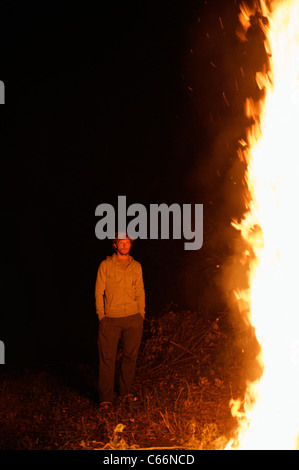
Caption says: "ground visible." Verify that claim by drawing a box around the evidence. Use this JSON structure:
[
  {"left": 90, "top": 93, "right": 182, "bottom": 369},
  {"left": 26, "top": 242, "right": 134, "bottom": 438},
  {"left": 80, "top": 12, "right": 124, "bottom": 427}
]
[{"left": 0, "top": 306, "right": 256, "bottom": 450}]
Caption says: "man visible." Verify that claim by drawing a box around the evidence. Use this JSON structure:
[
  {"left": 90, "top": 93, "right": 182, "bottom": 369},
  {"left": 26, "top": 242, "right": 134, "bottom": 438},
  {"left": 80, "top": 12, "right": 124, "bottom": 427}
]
[{"left": 95, "top": 233, "right": 145, "bottom": 411}]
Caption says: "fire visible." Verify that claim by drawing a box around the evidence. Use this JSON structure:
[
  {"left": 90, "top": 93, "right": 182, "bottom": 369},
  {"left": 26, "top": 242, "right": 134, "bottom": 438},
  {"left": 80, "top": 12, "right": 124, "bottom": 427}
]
[{"left": 226, "top": 0, "right": 299, "bottom": 450}]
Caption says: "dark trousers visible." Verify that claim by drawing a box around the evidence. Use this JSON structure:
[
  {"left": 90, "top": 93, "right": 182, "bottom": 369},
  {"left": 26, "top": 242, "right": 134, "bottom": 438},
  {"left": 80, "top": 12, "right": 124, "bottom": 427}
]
[{"left": 98, "top": 313, "right": 143, "bottom": 403}]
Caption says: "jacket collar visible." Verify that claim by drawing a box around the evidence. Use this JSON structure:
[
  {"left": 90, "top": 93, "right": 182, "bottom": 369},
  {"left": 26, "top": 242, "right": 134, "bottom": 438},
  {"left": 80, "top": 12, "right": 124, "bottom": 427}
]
[{"left": 111, "top": 252, "right": 134, "bottom": 268}]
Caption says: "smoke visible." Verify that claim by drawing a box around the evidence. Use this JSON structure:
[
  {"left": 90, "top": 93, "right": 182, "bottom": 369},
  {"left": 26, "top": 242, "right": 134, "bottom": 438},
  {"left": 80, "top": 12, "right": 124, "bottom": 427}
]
[{"left": 177, "top": 1, "right": 269, "bottom": 339}]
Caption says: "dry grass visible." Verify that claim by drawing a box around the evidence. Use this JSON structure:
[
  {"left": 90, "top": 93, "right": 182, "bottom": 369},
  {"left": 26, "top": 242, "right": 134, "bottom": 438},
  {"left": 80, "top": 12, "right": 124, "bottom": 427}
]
[{"left": 0, "top": 307, "right": 253, "bottom": 450}]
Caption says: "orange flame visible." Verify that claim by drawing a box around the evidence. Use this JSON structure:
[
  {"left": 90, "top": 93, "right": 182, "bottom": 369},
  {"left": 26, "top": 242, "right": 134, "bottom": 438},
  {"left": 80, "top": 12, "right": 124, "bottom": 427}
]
[{"left": 226, "top": 0, "right": 299, "bottom": 450}]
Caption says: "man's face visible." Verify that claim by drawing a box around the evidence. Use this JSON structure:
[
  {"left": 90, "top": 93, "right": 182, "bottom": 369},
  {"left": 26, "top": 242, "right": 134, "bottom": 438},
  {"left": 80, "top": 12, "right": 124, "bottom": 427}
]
[{"left": 116, "top": 237, "right": 131, "bottom": 256}]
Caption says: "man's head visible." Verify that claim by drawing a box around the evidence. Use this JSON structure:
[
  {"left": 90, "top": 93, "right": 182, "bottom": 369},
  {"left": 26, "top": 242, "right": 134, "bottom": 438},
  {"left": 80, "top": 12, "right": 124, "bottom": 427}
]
[{"left": 112, "top": 232, "right": 134, "bottom": 257}]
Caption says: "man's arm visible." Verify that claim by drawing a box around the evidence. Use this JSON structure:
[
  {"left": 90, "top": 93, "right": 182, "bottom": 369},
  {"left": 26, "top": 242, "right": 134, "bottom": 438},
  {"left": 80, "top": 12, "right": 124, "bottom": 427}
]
[
  {"left": 135, "top": 264, "right": 145, "bottom": 318},
  {"left": 95, "top": 261, "right": 106, "bottom": 321}
]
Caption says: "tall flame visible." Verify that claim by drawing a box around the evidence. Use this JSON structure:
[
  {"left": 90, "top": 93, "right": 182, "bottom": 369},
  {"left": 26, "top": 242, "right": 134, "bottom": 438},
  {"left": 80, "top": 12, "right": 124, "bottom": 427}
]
[{"left": 227, "top": 0, "right": 299, "bottom": 450}]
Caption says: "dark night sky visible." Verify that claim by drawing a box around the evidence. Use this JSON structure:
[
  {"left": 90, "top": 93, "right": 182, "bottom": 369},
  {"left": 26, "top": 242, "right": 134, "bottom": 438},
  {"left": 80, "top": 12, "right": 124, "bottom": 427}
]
[{"left": 0, "top": 0, "right": 262, "bottom": 363}]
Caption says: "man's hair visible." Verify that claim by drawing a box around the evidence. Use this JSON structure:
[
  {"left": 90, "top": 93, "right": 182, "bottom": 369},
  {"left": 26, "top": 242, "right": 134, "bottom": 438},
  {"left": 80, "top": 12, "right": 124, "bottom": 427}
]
[{"left": 112, "top": 232, "right": 134, "bottom": 252}]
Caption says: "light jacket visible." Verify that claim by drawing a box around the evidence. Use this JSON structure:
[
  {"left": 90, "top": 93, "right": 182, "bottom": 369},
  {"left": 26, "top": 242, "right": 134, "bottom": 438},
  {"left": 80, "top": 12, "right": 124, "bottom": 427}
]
[{"left": 95, "top": 253, "right": 145, "bottom": 320}]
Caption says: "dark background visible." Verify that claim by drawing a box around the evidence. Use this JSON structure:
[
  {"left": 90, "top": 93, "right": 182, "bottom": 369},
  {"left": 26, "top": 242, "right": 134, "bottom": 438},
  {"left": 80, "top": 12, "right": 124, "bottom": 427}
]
[{"left": 0, "top": 0, "right": 263, "bottom": 364}]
